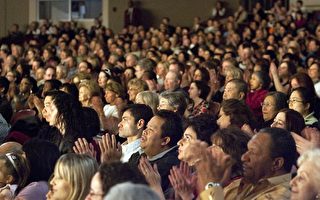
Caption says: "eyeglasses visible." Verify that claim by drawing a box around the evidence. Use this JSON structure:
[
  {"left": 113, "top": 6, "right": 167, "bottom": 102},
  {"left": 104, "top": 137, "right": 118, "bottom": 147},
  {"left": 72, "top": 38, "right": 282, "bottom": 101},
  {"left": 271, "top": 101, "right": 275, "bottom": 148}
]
[
  {"left": 287, "top": 99, "right": 304, "bottom": 104},
  {"left": 261, "top": 102, "right": 275, "bottom": 107}
]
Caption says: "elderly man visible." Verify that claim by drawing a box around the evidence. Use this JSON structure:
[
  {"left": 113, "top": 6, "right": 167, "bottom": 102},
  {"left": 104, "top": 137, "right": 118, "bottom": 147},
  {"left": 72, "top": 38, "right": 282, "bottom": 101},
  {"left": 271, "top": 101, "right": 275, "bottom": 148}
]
[{"left": 185, "top": 127, "right": 297, "bottom": 200}]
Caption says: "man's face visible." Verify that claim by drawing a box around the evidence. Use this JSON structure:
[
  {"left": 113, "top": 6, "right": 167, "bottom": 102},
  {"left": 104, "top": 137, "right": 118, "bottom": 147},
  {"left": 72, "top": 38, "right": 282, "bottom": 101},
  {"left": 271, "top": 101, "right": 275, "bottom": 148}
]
[
  {"left": 223, "top": 82, "right": 241, "bottom": 100},
  {"left": 164, "top": 72, "right": 179, "bottom": 91},
  {"left": 241, "top": 133, "right": 273, "bottom": 183},
  {"left": 141, "top": 116, "right": 166, "bottom": 157},
  {"left": 134, "top": 65, "right": 144, "bottom": 79},
  {"left": 118, "top": 111, "right": 139, "bottom": 139}
]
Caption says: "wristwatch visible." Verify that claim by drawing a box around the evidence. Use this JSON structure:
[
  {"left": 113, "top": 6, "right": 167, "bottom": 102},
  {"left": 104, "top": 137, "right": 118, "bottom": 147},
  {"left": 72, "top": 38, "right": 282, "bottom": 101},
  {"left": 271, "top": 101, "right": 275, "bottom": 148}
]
[{"left": 205, "top": 182, "right": 221, "bottom": 190}]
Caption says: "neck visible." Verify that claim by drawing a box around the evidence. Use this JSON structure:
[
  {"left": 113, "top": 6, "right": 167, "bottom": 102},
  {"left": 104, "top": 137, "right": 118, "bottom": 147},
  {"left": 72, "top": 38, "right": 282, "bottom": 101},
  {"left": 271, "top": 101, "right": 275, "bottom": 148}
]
[
  {"left": 193, "top": 97, "right": 203, "bottom": 106},
  {"left": 127, "top": 132, "right": 141, "bottom": 144},
  {"left": 146, "top": 146, "right": 169, "bottom": 159}
]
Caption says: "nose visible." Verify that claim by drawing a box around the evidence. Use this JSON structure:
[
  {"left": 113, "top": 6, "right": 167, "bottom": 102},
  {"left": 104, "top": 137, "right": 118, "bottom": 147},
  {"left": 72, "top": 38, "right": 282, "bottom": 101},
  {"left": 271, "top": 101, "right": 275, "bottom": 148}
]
[
  {"left": 290, "top": 175, "right": 297, "bottom": 187},
  {"left": 177, "top": 138, "right": 184, "bottom": 146},
  {"left": 241, "top": 151, "right": 249, "bottom": 162}
]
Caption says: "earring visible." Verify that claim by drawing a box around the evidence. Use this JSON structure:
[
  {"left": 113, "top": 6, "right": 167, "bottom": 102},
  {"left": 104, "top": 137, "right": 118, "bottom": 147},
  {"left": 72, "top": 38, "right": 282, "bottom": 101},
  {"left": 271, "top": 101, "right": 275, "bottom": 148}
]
[{"left": 316, "top": 194, "right": 320, "bottom": 199}]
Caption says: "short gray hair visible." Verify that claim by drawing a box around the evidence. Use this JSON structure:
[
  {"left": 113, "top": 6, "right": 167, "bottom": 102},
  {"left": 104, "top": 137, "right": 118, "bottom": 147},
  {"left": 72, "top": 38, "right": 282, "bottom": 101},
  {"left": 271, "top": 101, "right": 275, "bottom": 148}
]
[
  {"left": 159, "top": 91, "right": 187, "bottom": 116},
  {"left": 104, "top": 182, "right": 160, "bottom": 200},
  {"left": 298, "top": 148, "right": 320, "bottom": 185}
]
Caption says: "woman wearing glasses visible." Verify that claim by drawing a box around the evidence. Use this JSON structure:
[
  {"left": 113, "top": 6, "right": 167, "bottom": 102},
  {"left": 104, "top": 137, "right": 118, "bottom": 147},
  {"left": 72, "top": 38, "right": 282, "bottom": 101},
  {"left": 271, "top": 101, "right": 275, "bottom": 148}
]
[{"left": 288, "top": 87, "right": 318, "bottom": 126}]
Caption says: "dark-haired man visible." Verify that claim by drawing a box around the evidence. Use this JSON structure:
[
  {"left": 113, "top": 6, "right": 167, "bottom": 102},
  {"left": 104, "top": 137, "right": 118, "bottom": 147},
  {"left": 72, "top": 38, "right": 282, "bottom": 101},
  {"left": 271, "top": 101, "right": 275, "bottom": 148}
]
[{"left": 129, "top": 110, "right": 183, "bottom": 194}]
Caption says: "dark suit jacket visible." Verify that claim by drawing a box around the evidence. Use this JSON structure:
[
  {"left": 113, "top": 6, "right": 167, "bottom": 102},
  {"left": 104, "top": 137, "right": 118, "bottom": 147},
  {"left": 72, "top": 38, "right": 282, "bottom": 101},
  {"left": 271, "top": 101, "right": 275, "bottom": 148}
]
[{"left": 128, "top": 146, "right": 180, "bottom": 194}]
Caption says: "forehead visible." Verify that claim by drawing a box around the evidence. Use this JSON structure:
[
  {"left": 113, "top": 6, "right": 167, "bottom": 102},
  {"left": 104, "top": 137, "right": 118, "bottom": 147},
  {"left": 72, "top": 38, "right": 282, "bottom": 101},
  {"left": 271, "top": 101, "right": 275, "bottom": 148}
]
[
  {"left": 290, "top": 90, "right": 301, "bottom": 98},
  {"left": 226, "top": 82, "right": 237, "bottom": 89},
  {"left": 275, "top": 112, "right": 286, "bottom": 120},
  {"left": 123, "top": 110, "right": 134, "bottom": 118},
  {"left": 249, "top": 133, "right": 271, "bottom": 150},
  {"left": 148, "top": 116, "right": 164, "bottom": 128},
  {"left": 264, "top": 95, "right": 275, "bottom": 102}
]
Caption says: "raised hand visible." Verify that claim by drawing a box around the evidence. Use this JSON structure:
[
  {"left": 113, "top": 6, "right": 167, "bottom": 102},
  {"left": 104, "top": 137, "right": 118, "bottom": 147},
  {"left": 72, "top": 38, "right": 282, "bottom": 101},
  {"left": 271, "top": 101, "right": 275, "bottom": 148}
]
[
  {"left": 99, "top": 133, "right": 122, "bottom": 163},
  {"left": 138, "top": 156, "right": 165, "bottom": 200},
  {"left": 169, "top": 164, "right": 195, "bottom": 200},
  {"left": 73, "top": 138, "right": 97, "bottom": 159}
]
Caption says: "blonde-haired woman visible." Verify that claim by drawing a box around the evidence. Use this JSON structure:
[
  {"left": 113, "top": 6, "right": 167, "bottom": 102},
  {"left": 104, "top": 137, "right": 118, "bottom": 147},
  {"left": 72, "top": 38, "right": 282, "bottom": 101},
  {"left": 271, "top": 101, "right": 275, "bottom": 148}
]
[
  {"left": 135, "top": 91, "right": 159, "bottom": 114},
  {"left": 78, "top": 80, "right": 101, "bottom": 107},
  {"left": 47, "top": 153, "right": 98, "bottom": 200}
]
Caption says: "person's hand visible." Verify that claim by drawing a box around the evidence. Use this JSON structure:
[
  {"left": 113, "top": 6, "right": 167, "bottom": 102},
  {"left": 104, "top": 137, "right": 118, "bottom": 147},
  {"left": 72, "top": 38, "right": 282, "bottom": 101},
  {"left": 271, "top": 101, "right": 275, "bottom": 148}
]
[
  {"left": 292, "top": 129, "right": 320, "bottom": 154},
  {"left": 138, "top": 156, "right": 165, "bottom": 200},
  {"left": 269, "top": 62, "right": 278, "bottom": 77},
  {"left": 99, "top": 133, "right": 122, "bottom": 163},
  {"left": 183, "top": 140, "right": 232, "bottom": 190},
  {"left": 302, "top": 127, "right": 320, "bottom": 148},
  {"left": 169, "top": 164, "right": 196, "bottom": 200},
  {"left": 73, "top": 138, "right": 97, "bottom": 159},
  {"left": 139, "top": 156, "right": 162, "bottom": 188}
]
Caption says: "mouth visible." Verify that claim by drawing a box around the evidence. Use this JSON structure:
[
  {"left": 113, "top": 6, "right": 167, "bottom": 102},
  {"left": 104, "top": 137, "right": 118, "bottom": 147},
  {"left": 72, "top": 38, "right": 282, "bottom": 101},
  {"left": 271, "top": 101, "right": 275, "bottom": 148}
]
[{"left": 141, "top": 136, "right": 146, "bottom": 142}]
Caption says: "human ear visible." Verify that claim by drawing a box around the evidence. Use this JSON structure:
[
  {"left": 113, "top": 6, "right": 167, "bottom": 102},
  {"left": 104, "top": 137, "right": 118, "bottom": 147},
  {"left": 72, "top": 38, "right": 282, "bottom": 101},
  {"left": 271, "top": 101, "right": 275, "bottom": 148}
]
[
  {"left": 161, "top": 136, "right": 170, "bottom": 146},
  {"left": 6, "top": 175, "right": 14, "bottom": 184},
  {"left": 137, "top": 119, "right": 145, "bottom": 130},
  {"left": 272, "top": 157, "right": 284, "bottom": 172}
]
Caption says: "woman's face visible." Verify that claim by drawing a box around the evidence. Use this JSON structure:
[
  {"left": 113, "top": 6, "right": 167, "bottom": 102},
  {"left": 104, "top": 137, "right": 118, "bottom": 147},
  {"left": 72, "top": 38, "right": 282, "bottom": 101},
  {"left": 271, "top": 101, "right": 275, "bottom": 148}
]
[
  {"left": 85, "top": 172, "right": 104, "bottom": 200},
  {"left": 290, "top": 161, "right": 319, "bottom": 200},
  {"left": 104, "top": 90, "right": 117, "bottom": 104},
  {"left": 188, "top": 82, "right": 200, "bottom": 100},
  {"left": 79, "top": 86, "right": 91, "bottom": 104},
  {"left": 217, "top": 108, "right": 231, "bottom": 129},
  {"left": 193, "top": 69, "right": 202, "bottom": 81},
  {"left": 262, "top": 96, "right": 278, "bottom": 121},
  {"left": 98, "top": 72, "right": 108, "bottom": 88},
  {"left": 47, "top": 170, "right": 71, "bottom": 200},
  {"left": 177, "top": 126, "right": 197, "bottom": 162},
  {"left": 288, "top": 90, "right": 307, "bottom": 116},
  {"left": 271, "top": 112, "right": 286, "bottom": 129},
  {"left": 249, "top": 73, "right": 262, "bottom": 91}
]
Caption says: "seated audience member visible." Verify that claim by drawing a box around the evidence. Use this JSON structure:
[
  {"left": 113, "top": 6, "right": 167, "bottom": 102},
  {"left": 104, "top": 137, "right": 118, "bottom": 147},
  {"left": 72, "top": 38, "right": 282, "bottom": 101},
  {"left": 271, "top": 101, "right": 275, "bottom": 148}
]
[
  {"left": 16, "top": 139, "right": 60, "bottom": 200},
  {"left": 185, "top": 127, "right": 297, "bottom": 200},
  {"left": 307, "top": 62, "right": 320, "bottom": 97},
  {"left": 270, "top": 61, "right": 296, "bottom": 95},
  {"left": 178, "top": 114, "right": 218, "bottom": 163},
  {"left": 78, "top": 79, "right": 100, "bottom": 107},
  {"left": 85, "top": 162, "right": 147, "bottom": 200},
  {"left": 222, "top": 79, "right": 248, "bottom": 101},
  {"left": 40, "top": 90, "right": 84, "bottom": 153},
  {"left": 271, "top": 108, "right": 305, "bottom": 134},
  {"left": 103, "top": 80, "right": 126, "bottom": 119},
  {"left": 209, "top": 127, "right": 250, "bottom": 187},
  {"left": 217, "top": 99, "right": 256, "bottom": 132},
  {"left": 158, "top": 91, "right": 187, "bottom": 117},
  {"left": 261, "top": 91, "right": 287, "bottom": 128},
  {"left": 104, "top": 182, "right": 161, "bottom": 200},
  {"left": 288, "top": 87, "right": 318, "bottom": 126},
  {"left": 185, "top": 80, "right": 210, "bottom": 118},
  {"left": 0, "top": 152, "right": 29, "bottom": 199},
  {"left": 46, "top": 153, "right": 98, "bottom": 200},
  {"left": 164, "top": 70, "right": 188, "bottom": 97},
  {"left": 118, "top": 104, "right": 153, "bottom": 162},
  {"left": 290, "top": 148, "right": 320, "bottom": 200},
  {"left": 246, "top": 71, "right": 271, "bottom": 123},
  {"left": 135, "top": 91, "right": 159, "bottom": 114},
  {"left": 127, "top": 78, "right": 148, "bottom": 103},
  {"left": 128, "top": 110, "right": 183, "bottom": 194}
]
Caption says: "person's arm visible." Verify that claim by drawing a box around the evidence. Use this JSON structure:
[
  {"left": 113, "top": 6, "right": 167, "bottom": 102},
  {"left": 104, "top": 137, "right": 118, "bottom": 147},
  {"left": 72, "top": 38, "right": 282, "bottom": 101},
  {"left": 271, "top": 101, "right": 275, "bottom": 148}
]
[{"left": 270, "top": 62, "right": 289, "bottom": 94}]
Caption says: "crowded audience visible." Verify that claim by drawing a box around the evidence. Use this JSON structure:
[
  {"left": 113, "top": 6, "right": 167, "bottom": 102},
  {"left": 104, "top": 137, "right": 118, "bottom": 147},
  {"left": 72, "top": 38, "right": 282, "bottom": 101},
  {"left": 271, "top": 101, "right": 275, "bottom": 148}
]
[{"left": 0, "top": 0, "right": 320, "bottom": 199}]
